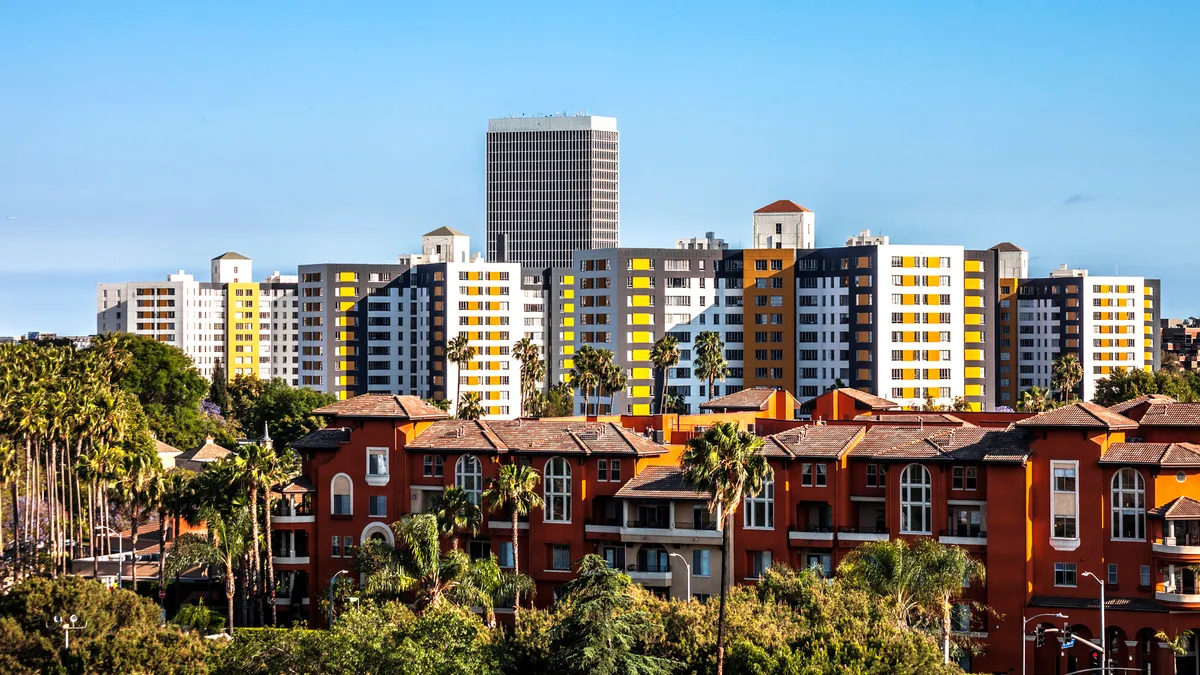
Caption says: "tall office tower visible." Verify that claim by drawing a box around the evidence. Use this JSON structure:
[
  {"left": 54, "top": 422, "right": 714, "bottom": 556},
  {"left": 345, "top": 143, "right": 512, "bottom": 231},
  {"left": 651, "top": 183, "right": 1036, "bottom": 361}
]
[
  {"left": 752, "top": 200, "right": 815, "bottom": 249},
  {"left": 96, "top": 252, "right": 298, "bottom": 382},
  {"left": 486, "top": 115, "right": 619, "bottom": 272}
]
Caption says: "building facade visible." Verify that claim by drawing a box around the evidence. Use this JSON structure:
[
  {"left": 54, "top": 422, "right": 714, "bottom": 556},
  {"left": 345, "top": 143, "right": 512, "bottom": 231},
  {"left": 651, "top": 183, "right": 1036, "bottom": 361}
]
[{"left": 486, "top": 115, "right": 619, "bottom": 271}]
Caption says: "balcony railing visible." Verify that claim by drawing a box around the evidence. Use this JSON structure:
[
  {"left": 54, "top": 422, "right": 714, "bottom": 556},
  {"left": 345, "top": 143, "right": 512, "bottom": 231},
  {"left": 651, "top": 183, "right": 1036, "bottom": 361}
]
[
  {"left": 790, "top": 525, "right": 835, "bottom": 533},
  {"left": 627, "top": 563, "right": 672, "bottom": 574},
  {"left": 587, "top": 517, "right": 622, "bottom": 527},
  {"left": 838, "top": 526, "right": 889, "bottom": 535},
  {"left": 626, "top": 519, "right": 671, "bottom": 529},
  {"left": 940, "top": 528, "right": 987, "bottom": 539}
]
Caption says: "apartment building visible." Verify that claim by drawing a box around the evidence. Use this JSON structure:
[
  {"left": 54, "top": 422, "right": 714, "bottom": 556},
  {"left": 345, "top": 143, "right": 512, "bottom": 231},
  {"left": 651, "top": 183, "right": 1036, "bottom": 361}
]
[
  {"left": 276, "top": 388, "right": 1200, "bottom": 674},
  {"left": 1162, "top": 318, "right": 1200, "bottom": 371},
  {"left": 96, "top": 253, "right": 296, "bottom": 382},
  {"left": 752, "top": 199, "right": 814, "bottom": 249}
]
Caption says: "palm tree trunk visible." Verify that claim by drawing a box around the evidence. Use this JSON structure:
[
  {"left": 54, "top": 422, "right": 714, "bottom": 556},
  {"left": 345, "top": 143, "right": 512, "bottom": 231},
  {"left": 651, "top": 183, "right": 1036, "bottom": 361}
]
[
  {"left": 130, "top": 503, "right": 139, "bottom": 591},
  {"left": 264, "top": 490, "right": 277, "bottom": 626},
  {"left": 90, "top": 480, "right": 99, "bottom": 579},
  {"left": 158, "top": 510, "right": 167, "bottom": 591},
  {"left": 661, "top": 371, "right": 670, "bottom": 414},
  {"left": 716, "top": 509, "right": 733, "bottom": 675},
  {"left": 224, "top": 552, "right": 236, "bottom": 632},
  {"left": 10, "top": 479, "right": 19, "bottom": 574},
  {"left": 74, "top": 439, "right": 84, "bottom": 562},
  {"left": 942, "top": 594, "right": 952, "bottom": 664},
  {"left": 247, "top": 485, "right": 261, "bottom": 626},
  {"left": 511, "top": 507, "right": 521, "bottom": 613},
  {"left": 708, "top": 375, "right": 714, "bottom": 400},
  {"left": 452, "top": 361, "right": 460, "bottom": 417}
]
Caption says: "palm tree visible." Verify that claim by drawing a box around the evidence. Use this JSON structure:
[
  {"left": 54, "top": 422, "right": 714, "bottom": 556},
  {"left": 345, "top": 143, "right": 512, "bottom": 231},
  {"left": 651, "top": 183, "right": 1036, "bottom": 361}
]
[
  {"left": 680, "top": 422, "right": 770, "bottom": 675},
  {"left": 445, "top": 335, "right": 477, "bottom": 417},
  {"left": 650, "top": 336, "right": 681, "bottom": 415},
  {"left": 1156, "top": 629, "right": 1193, "bottom": 675},
  {"left": 513, "top": 337, "right": 543, "bottom": 417},
  {"left": 167, "top": 504, "right": 252, "bottom": 631},
  {"left": 259, "top": 447, "right": 294, "bottom": 625},
  {"left": 695, "top": 331, "right": 728, "bottom": 400},
  {"left": 433, "top": 486, "right": 482, "bottom": 550},
  {"left": 482, "top": 463, "right": 543, "bottom": 612},
  {"left": 232, "top": 443, "right": 275, "bottom": 623},
  {"left": 457, "top": 391, "right": 486, "bottom": 421},
  {"left": 600, "top": 358, "right": 628, "bottom": 416},
  {"left": 1017, "top": 386, "right": 1054, "bottom": 413},
  {"left": 0, "top": 439, "right": 15, "bottom": 570},
  {"left": 115, "top": 450, "right": 159, "bottom": 590},
  {"left": 919, "top": 541, "right": 986, "bottom": 663},
  {"left": 1051, "top": 353, "right": 1084, "bottom": 402},
  {"left": 569, "top": 346, "right": 602, "bottom": 416},
  {"left": 462, "top": 554, "right": 536, "bottom": 624}
]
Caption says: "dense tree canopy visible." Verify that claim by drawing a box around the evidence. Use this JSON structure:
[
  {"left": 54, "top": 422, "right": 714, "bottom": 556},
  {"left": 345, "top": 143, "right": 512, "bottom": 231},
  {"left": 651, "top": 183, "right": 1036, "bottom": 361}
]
[{"left": 1092, "top": 366, "right": 1200, "bottom": 407}]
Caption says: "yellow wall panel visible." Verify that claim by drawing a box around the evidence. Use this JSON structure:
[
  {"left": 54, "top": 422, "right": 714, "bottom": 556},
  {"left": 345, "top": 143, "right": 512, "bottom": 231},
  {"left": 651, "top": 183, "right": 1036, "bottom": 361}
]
[
  {"left": 631, "top": 385, "right": 651, "bottom": 398},
  {"left": 965, "top": 349, "right": 984, "bottom": 361},
  {"left": 632, "top": 403, "right": 652, "bottom": 415},
  {"left": 631, "top": 259, "right": 651, "bottom": 271},
  {"left": 632, "top": 276, "right": 651, "bottom": 289},
  {"left": 965, "top": 367, "right": 983, "bottom": 379}
]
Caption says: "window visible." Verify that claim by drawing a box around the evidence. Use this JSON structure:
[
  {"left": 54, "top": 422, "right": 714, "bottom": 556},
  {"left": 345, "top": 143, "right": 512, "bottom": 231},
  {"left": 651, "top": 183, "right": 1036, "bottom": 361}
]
[
  {"left": 952, "top": 466, "right": 978, "bottom": 491},
  {"left": 544, "top": 457, "right": 572, "bottom": 522},
  {"left": 366, "top": 447, "right": 388, "bottom": 485},
  {"left": 469, "top": 540, "right": 490, "bottom": 561},
  {"left": 1051, "top": 462, "right": 1078, "bottom": 540},
  {"left": 455, "top": 455, "right": 483, "bottom": 506},
  {"left": 423, "top": 454, "right": 444, "bottom": 478},
  {"left": 806, "top": 553, "right": 833, "bottom": 578},
  {"left": 551, "top": 544, "right": 571, "bottom": 570},
  {"left": 693, "top": 549, "right": 711, "bottom": 576},
  {"left": 800, "top": 463, "right": 827, "bottom": 487},
  {"left": 610, "top": 459, "right": 621, "bottom": 482},
  {"left": 900, "top": 464, "right": 932, "bottom": 534},
  {"left": 331, "top": 535, "right": 342, "bottom": 557},
  {"left": 369, "top": 495, "right": 386, "bottom": 517},
  {"left": 332, "top": 474, "right": 352, "bottom": 515},
  {"left": 343, "top": 536, "right": 353, "bottom": 556},
  {"left": 1054, "top": 562, "right": 1077, "bottom": 587},
  {"left": 498, "top": 541, "right": 514, "bottom": 568},
  {"left": 598, "top": 459, "right": 608, "bottom": 481},
  {"left": 1108, "top": 563, "right": 1119, "bottom": 585},
  {"left": 866, "top": 464, "right": 883, "bottom": 487},
  {"left": 750, "top": 550, "right": 772, "bottom": 578},
  {"left": 744, "top": 472, "right": 774, "bottom": 528},
  {"left": 965, "top": 467, "right": 977, "bottom": 490},
  {"left": 1111, "top": 468, "right": 1145, "bottom": 540},
  {"left": 951, "top": 604, "right": 971, "bottom": 633},
  {"left": 1141, "top": 565, "right": 1151, "bottom": 587}
]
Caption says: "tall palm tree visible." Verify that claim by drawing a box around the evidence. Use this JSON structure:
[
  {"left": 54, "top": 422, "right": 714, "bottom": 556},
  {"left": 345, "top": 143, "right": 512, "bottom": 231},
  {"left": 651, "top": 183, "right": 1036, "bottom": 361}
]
[
  {"left": 482, "top": 463, "right": 543, "bottom": 612},
  {"left": 155, "top": 470, "right": 195, "bottom": 601},
  {"left": 512, "top": 337, "right": 543, "bottom": 417},
  {"left": 695, "top": 331, "right": 728, "bottom": 400},
  {"left": 0, "top": 439, "right": 15, "bottom": 569},
  {"left": 457, "top": 391, "right": 486, "bottom": 421},
  {"left": 600, "top": 357, "right": 628, "bottom": 415},
  {"left": 232, "top": 443, "right": 275, "bottom": 624},
  {"left": 433, "top": 486, "right": 482, "bottom": 550},
  {"left": 650, "top": 336, "right": 681, "bottom": 415},
  {"left": 918, "top": 541, "right": 986, "bottom": 663},
  {"left": 167, "top": 504, "right": 252, "bottom": 631},
  {"left": 680, "top": 422, "right": 770, "bottom": 675},
  {"left": 1051, "top": 353, "right": 1084, "bottom": 402},
  {"left": 115, "top": 450, "right": 159, "bottom": 590},
  {"left": 445, "top": 335, "right": 477, "bottom": 418},
  {"left": 259, "top": 447, "right": 294, "bottom": 625},
  {"left": 569, "top": 346, "right": 602, "bottom": 416}
]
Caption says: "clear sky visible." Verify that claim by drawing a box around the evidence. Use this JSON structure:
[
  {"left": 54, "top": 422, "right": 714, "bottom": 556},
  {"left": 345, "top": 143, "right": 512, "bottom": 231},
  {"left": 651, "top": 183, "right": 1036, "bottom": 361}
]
[{"left": 1, "top": 2, "right": 1197, "bottom": 335}]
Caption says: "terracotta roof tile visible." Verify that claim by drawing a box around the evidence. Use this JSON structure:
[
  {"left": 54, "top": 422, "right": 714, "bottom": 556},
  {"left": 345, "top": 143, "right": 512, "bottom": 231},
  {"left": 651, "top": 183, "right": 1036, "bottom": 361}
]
[
  {"left": 1149, "top": 496, "right": 1200, "bottom": 519},
  {"left": 755, "top": 199, "right": 811, "bottom": 214},
  {"left": 849, "top": 427, "right": 1030, "bottom": 463},
  {"left": 176, "top": 438, "right": 232, "bottom": 464},
  {"left": 700, "top": 387, "right": 780, "bottom": 411},
  {"left": 854, "top": 414, "right": 974, "bottom": 426},
  {"left": 1100, "top": 442, "right": 1200, "bottom": 467},
  {"left": 614, "top": 466, "right": 708, "bottom": 500},
  {"left": 272, "top": 475, "right": 315, "bottom": 494},
  {"left": 766, "top": 425, "right": 863, "bottom": 459},
  {"left": 291, "top": 428, "right": 351, "bottom": 450},
  {"left": 313, "top": 395, "right": 451, "bottom": 420},
  {"left": 406, "top": 420, "right": 666, "bottom": 457},
  {"left": 1013, "top": 402, "right": 1137, "bottom": 430},
  {"left": 1137, "top": 402, "right": 1200, "bottom": 427},
  {"left": 836, "top": 388, "right": 900, "bottom": 409},
  {"left": 1108, "top": 394, "right": 1177, "bottom": 415}
]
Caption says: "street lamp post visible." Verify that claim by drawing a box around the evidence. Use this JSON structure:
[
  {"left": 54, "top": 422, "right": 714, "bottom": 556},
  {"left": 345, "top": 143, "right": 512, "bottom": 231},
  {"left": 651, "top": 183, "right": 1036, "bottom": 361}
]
[
  {"left": 94, "top": 526, "right": 123, "bottom": 590},
  {"left": 1082, "top": 571, "right": 1107, "bottom": 675},
  {"left": 329, "top": 569, "right": 350, "bottom": 626},
  {"left": 668, "top": 553, "right": 691, "bottom": 601},
  {"left": 1022, "top": 612, "right": 1068, "bottom": 675},
  {"left": 50, "top": 615, "right": 88, "bottom": 651}
]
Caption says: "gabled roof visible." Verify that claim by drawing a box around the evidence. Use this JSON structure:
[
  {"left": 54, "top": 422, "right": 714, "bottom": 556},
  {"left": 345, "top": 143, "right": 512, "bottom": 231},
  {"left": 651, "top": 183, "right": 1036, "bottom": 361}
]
[
  {"left": 854, "top": 414, "right": 974, "bottom": 426},
  {"left": 272, "top": 475, "right": 316, "bottom": 494},
  {"left": 313, "top": 395, "right": 451, "bottom": 421},
  {"left": 1137, "top": 402, "right": 1200, "bottom": 427},
  {"left": 212, "top": 252, "right": 249, "bottom": 260},
  {"left": 1102, "top": 442, "right": 1200, "bottom": 468},
  {"left": 291, "top": 428, "right": 352, "bottom": 450},
  {"left": 1013, "top": 402, "right": 1138, "bottom": 430},
  {"left": 405, "top": 420, "right": 667, "bottom": 457},
  {"left": 176, "top": 437, "right": 232, "bottom": 464},
  {"left": 754, "top": 199, "right": 811, "bottom": 214},
  {"left": 799, "top": 388, "right": 899, "bottom": 412},
  {"left": 425, "top": 226, "right": 466, "bottom": 237},
  {"left": 1149, "top": 496, "right": 1200, "bottom": 520},
  {"left": 699, "top": 387, "right": 780, "bottom": 412},
  {"left": 988, "top": 242, "right": 1026, "bottom": 253},
  {"left": 614, "top": 466, "right": 708, "bottom": 500},
  {"left": 853, "top": 427, "right": 1031, "bottom": 463},
  {"left": 765, "top": 425, "right": 864, "bottom": 459},
  {"left": 1107, "top": 394, "right": 1177, "bottom": 415},
  {"left": 155, "top": 439, "right": 182, "bottom": 457}
]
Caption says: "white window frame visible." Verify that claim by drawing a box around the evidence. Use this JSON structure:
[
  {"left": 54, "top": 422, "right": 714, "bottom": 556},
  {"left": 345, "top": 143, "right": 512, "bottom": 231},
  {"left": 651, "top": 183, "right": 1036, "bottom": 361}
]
[
  {"left": 331, "top": 473, "right": 353, "bottom": 516},
  {"left": 1050, "top": 460, "right": 1080, "bottom": 550},
  {"left": 366, "top": 446, "right": 389, "bottom": 486},
  {"left": 455, "top": 455, "right": 483, "bottom": 506},
  {"left": 900, "top": 464, "right": 932, "bottom": 535},
  {"left": 1111, "top": 468, "right": 1146, "bottom": 541},
  {"left": 544, "top": 456, "right": 573, "bottom": 523},
  {"left": 744, "top": 473, "right": 775, "bottom": 530}
]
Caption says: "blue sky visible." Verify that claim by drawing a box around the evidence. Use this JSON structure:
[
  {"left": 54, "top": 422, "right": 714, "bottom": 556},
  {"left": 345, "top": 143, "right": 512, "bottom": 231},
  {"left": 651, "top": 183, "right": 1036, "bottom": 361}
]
[{"left": 1, "top": 2, "right": 1197, "bottom": 335}]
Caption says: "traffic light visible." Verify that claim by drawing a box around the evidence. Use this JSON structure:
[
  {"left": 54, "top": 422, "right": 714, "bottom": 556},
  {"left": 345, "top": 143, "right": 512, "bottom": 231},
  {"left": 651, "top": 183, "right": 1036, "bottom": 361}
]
[
  {"left": 1035, "top": 624, "right": 1046, "bottom": 647},
  {"left": 1089, "top": 650, "right": 1102, "bottom": 668},
  {"left": 1063, "top": 625, "right": 1074, "bottom": 643}
]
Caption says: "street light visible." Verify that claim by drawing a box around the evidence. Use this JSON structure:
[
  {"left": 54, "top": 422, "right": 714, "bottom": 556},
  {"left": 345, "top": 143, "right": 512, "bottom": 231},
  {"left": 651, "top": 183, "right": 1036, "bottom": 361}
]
[
  {"left": 329, "top": 569, "right": 350, "bottom": 626},
  {"left": 94, "top": 526, "right": 123, "bottom": 590},
  {"left": 668, "top": 553, "right": 691, "bottom": 601},
  {"left": 1082, "top": 571, "right": 1107, "bottom": 675},
  {"left": 1022, "top": 612, "right": 1067, "bottom": 675},
  {"left": 49, "top": 614, "right": 88, "bottom": 650}
]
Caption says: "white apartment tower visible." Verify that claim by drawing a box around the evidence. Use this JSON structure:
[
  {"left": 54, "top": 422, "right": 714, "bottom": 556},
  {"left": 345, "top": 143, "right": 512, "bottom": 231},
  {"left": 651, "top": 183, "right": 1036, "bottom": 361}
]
[
  {"left": 753, "top": 200, "right": 815, "bottom": 250},
  {"left": 486, "top": 115, "right": 619, "bottom": 272}
]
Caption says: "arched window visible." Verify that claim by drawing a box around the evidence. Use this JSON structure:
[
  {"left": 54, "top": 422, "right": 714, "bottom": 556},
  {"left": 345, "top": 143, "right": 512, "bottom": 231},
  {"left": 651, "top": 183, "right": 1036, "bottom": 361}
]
[
  {"left": 1112, "top": 468, "right": 1145, "bottom": 540},
  {"left": 900, "top": 464, "right": 932, "bottom": 534},
  {"left": 455, "top": 455, "right": 483, "bottom": 506},
  {"left": 744, "top": 471, "right": 775, "bottom": 529},
  {"left": 331, "top": 474, "right": 352, "bottom": 516},
  {"left": 544, "top": 457, "right": 572, "bottom": 523},
  {"left": 360, "top": 522, "right": 394, "bottom": 546}
]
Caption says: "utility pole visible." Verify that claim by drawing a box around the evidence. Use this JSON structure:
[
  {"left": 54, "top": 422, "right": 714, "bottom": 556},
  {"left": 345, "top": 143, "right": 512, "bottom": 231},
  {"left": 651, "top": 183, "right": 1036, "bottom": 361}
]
[{"left": 50, "top": 615, "right": 87, "bottom": 651}]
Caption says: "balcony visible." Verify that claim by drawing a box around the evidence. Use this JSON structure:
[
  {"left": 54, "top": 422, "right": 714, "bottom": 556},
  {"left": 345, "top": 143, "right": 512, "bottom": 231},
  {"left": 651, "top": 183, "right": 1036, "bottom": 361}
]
[
  {"left": 1154, "top": 522, "right": 1200, "bottom": 558},
  {"left": 837, "top": 526, "right": 890, "bottom": 543},
  {"left": 617, "top": 518, "right": 721, "bottom": 544},
  {"left": 272, "top": 530, "right": 310, "bottom": 565},
  {"left": 938, "top": 528, "right": 988, "bottom": 546},
  {"left": 788, "top": 525, "right": 835, "bottom": 543},
  {"left": 271, "top": 494, "right": 315, "bottom": 524},
  {"left": 625, "top": 563, "right": 673, "bottom": 586}
]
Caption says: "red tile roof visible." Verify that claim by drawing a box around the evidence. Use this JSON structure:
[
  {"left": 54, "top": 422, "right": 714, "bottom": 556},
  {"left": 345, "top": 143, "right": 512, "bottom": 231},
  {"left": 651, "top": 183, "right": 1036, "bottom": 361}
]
[
  {"left": 1136, "top": 403, "right": 1200, "bottom": 427},
  {"left": 614, "top": 466, "right": 709, "bottom": 501},
  {"left": 854, "top": 414, "right": 974, "bottom": 426},
  {"left": 754, "top": 199, "right": 811, "bottom": 214},
  {"left": 1108, "top": 394, "right": 1177, "bottom": 415},
  {"left": 1013, "top": 402, "right": 1137, "bottom": 430},
  {"left": 765, "top": 425, "right": 864, "bottom": 459},
  {"left": 836, "top": 388, "right": 900, "bottom": 409},
  {"left": 313, "top": 395, "right": 452, "bottom": 420},
  {"left": 856, "top": 427, "right": 1031, "bottom": 463},
  {"left": 1149, "top": 496, "right": 1200, "bottom": 519},
  {"left": 405, "top": 420, "right": 667, "bottom": 457},
  {"left": 699, "top": 387, "right": 780, "bottom": 411},
  {"left": 291, "top": 428, "right": 352, "bottom": 450}
]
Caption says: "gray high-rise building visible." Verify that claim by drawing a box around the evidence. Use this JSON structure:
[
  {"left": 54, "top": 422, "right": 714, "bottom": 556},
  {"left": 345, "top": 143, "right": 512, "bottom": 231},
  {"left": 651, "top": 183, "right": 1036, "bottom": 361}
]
[{"left": 486, "top": 115, "right": 619, "bottom": 273}]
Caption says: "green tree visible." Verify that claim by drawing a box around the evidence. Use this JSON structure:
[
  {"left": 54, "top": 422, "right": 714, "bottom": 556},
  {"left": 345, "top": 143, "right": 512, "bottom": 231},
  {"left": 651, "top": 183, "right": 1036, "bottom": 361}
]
[
  {"left": 226, "top": 374, "right": 266, "bottom": 431},
  {"left": 457, "top": 391, "right": 486, "bottom": 421},
  {"left": 1051, "top": 353, "right": 1084, "bottom": 402},
  {"left": 427, "top": 398, "right": 452, "bottom": 412},
  {"left": 258, "top": 447, "right": 295, "bottom": 625},
  {"left": 513, "top": 337, "right": 544, "bottom": 418},
  {"left": 446, "top": 335, "right": 478, "bottom": 418},
  {"left": 650, "top": 336, "right": 680, "bottom": 415},
  {"left": 1156, "top": 629, "right": 1193, "bottom": 675},
  {"left": 680, "top": 422, "right": 771, "bottom": 675},
  {"left": 1092, "top": 366, "right": 1158, "bottom": 406},
  {"left": 569, "top": 346, "right": 602, "bottom": 416},
  {"left": 167, "top": 496, "right": 252, "bottom": 630},
  {"left": 482, "top": 463, "right": 543, "bottom": 612},
  {"left": 695, "top": 331, "right": 728, "bottom": 400},
  {"left": 599, "top": 355, "right": 628, "bottom": 415},
  {"left": 433, "top": 486, "right": 482, "bottom": 550},
  {"left": 209, "top": 358, "right": 230, "bottom": 413},
  {"left": 114, "top": 446, "right": 160, "bottom": 590},
  {"left": 1016, "top": 386, "right": 1055, "bottom": 413},
  {"left": 234, "top": 379, "right": 336, "bottom": 451},
  {"left": 231, "top": 444, "right": 279, "bottom": 625}
]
